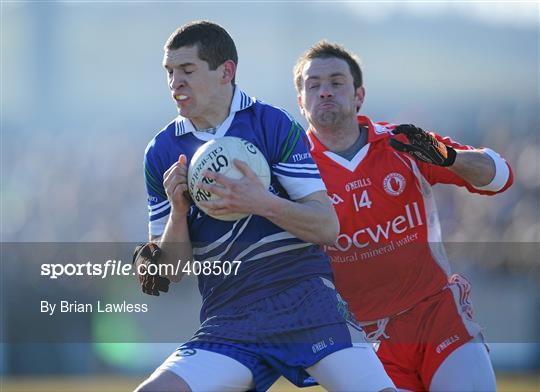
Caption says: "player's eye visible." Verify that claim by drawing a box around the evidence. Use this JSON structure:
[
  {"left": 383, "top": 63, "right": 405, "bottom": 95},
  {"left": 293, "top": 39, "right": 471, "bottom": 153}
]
[
  {"left": 332, "top": 82, "right": 343, "bottom": 86},
  {"left": 309, "top": 84, "right": 319, "bottom": 90}
]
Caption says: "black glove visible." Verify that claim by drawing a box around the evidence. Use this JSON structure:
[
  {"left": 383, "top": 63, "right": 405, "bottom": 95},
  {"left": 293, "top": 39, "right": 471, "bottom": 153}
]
[
  {"left": 132, "top": 243, "right": 170, "bottom": 296},
  {"left": 389, "top": 124, "right": 457, "bottom": 167}
]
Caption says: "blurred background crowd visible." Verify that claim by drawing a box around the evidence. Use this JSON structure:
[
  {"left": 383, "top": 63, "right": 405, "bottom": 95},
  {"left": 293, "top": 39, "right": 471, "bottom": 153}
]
[{"left": 2, "top": 0, "right": 539, "bottom": 386}]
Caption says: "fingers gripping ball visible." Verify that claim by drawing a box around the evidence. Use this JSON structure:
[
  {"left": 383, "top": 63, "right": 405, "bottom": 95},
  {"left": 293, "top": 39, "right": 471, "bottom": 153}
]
[{"left": 188, "top": 136, "right": 271, "bottom": 221}]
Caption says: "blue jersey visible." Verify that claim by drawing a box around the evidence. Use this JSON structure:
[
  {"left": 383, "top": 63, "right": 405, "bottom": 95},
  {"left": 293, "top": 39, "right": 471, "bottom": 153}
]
[{"left": 144, "top": 87, "right": 334, "bottom": 320}]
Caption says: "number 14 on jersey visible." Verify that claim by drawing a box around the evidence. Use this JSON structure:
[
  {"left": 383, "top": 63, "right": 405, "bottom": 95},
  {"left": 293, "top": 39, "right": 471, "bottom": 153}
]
[{"left": 353, "top": 190, "right": 372, "bottom": 211}]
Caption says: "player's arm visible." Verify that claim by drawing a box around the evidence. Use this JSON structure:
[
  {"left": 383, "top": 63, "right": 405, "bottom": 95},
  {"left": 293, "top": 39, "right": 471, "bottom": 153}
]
[
  {"left": 153, "top": 154, "right": 193, "bottom": 283},
  {"left": 199, "top": 161, "right": 339, "bottom": 246},
  {"left": 148, "top": 220, "right": 192, "bottom": 284},
  {"left": 143, "top": 151, "right": 193, "bottom": 286},
  {"left": 447, "top": 149, "right": 495, "bottom": 187},
  {"left": 390, "top": 124, "right": 511, "bottom": 193},
  {"left": 258, "top": 189, "right": 339, "bottom": 246}
]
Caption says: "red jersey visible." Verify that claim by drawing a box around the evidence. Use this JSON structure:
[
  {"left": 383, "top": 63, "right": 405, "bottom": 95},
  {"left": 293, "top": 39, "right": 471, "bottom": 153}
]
[{"left": 308, "top": 116, "right": 513, "bottom": 322}]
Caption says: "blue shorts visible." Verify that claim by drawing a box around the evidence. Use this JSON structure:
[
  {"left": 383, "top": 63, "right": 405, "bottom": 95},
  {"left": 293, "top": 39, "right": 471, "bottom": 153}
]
[{"left": 179, "top": 276, "right": 365, "bottom": 390}]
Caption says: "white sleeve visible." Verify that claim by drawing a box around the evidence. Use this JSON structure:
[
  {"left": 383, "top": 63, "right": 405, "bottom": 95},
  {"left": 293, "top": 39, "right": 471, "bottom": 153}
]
[
  {"left": 272, "top": 162, "right": 327, "bottom": 200},
  {"left": 473, "top": 148, "right": 510, "bottom": 192}
]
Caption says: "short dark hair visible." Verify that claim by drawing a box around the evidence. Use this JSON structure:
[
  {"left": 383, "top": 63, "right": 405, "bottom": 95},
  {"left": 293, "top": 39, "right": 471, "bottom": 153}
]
[
  {"left": 164, "top": 20, "right": 238, "bottom": 71},
  {"left": 294, "top": 40, "right": 363, "bottom": 92}
]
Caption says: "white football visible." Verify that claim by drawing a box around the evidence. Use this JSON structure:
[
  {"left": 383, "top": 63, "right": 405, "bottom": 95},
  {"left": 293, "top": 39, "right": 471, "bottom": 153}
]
[{"left": 187, "top": 136, "right": 271, "bottom": 221}]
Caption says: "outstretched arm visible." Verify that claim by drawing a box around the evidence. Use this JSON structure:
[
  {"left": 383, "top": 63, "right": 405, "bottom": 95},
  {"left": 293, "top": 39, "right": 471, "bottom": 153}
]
[
  {"left": 447, "top": 149, "right": 495, "bottom": 187},
  {"left": 390, "top": 124, "right": 511, "bottom": 193}
]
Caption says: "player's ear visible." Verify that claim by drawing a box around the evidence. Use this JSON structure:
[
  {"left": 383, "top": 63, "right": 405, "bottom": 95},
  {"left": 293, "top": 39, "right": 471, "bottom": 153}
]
[
  {"left": 297, "top": 95, "right": 305, "bottom": 116},
  {"left": 354, "top": 86, "right": 365, "bottom": 112},
  {"left": 221, "top": 60, "right": 236, "bottom": 84}
]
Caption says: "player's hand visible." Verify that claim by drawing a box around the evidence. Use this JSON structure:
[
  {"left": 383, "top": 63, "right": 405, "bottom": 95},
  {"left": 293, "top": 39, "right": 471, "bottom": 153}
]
[
  {"left": 197, "top": 159, "right": 272, "bottom": 218},
  {"left": 389, "top": 124, "right": 456, "bottom": 167},
  {"left": 132, "top": 243, "right": 170, "bottom": 296},
  {"left": 163, "top": 154, "right": 192, "bottom": 216}
]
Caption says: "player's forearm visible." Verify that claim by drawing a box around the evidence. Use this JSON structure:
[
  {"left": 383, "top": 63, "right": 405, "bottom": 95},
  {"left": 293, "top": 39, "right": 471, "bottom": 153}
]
[
  {"left": 157, "top": 211, "right": 193, "bottom": 283},
  {"left": 448, "top": 149, "right": 496, "bottom": 187},
  {"left": 262, "top": 195, "right": 339, "bottom": 246}
]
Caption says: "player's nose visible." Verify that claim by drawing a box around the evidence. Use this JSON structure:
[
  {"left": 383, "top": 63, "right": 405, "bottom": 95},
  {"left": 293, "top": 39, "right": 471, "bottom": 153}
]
[
  {"left": 171, "top": 79, "right": 186, "bottom": 91},
  {"left": 170, "top": 71, "right": 186, "bottom": 90},
  {"left": 319, "top": 84, "right": 333, "bottom": 99}
]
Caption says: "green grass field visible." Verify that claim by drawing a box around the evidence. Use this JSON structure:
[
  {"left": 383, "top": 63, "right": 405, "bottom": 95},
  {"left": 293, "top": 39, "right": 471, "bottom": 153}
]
[{"left": 2, "top": 374, "right": 539, "bottom": 392}]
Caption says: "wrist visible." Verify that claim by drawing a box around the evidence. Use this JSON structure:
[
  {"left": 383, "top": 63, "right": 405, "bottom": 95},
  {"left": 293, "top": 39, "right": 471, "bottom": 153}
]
[
  {"left": 443, "top": 145, "right": 457, "bottom": 167},
  {"left": 258, "top": 192, "right": 283, "bottom": 220},
  {"left": 169, "top": 208, "right": 188, "bottom": 223}
]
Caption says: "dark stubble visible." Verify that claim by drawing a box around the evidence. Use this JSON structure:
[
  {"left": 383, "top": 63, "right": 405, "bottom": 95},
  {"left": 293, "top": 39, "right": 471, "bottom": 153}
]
[{"left": 314, "top": 104, "right": 350, "bottom": 130}]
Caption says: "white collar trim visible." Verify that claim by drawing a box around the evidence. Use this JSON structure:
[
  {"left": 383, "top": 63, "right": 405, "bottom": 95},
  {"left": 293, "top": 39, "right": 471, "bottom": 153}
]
[{"left": 323, "top": 143, "right": 370, "bottom": 172}]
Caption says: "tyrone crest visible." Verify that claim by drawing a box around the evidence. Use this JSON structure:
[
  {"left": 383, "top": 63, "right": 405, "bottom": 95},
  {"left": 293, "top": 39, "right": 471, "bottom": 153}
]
[{"left": 383, "top": 173, "right": 406, "bottom": 196}]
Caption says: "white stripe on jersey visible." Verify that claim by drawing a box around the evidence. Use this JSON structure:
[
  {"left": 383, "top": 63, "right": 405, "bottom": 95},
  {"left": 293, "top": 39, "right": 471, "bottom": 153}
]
[
  {"left": 233, "top": 231, "right": 297, "bottom": 261},
  {"left": 193, "top": 215, "right": 253, "bottom": 260},
  {"left": 240, "top": 91, "right": 254, "bottom": 109},
  {"left": 175, "top": 120, "right": 186, "bottom": 136},
  {"left": 193, "top": 219, "right": 253, "bottom": 260},
  {"left": 149, "top": 202, "right": 171, "bottom": 216},
  {"left": 392, "top": 152, "right": 422, "bottom": 193},
  {"left": 276, "top": 162, "right": 319, "bottom": 169},
  {"left": 273, "top": 165, "right": 321, "bottom": 174},
  {"left": 246, "top": 242, "right": 313, "bottom": 262},
  {"left": 149, "top": 199, "right": 169, "bottom": 211},
  {"left": 400, "top": 154, "right": 451, "bottom": 276}
]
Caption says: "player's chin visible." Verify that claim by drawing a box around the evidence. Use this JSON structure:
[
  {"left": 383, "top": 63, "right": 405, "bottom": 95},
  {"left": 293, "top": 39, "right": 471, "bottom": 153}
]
[
  {"left": 176, "top": 104, "right": 193, "bottom": 117},
  {"left": 317, "top": 110, "right": 339, "bottom": 126}
]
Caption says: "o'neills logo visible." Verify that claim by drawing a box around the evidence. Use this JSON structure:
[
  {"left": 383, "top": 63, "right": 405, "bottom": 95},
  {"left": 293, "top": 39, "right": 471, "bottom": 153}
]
[
  {"left": 436, "top": 335, "right": 460, "bottom": 354},
  {"left": 383, "top": 173, "right": 406, "bottom": 196},
  {"left": 325, "top": 202, "right": 423, "bottom": 252}
]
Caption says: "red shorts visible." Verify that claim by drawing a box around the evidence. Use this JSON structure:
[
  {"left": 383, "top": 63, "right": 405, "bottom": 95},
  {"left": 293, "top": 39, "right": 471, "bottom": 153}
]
[{"left": 362, "top": 274, "right": 483, "bottom": 391}]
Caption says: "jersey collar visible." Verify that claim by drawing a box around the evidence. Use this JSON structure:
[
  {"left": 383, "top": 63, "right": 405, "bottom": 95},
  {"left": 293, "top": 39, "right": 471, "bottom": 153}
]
[
  {"left": 174, "top": 86, "right": 255, "bottom": 137},
  {"left": 359, "top": 115, "right": 394, "bottom": 143},
  {"left": 307, "top": 115, "right": 389, "bottom": 152},
  {"left": 307, "top": 115, "right": 393, "bottom": 172}
]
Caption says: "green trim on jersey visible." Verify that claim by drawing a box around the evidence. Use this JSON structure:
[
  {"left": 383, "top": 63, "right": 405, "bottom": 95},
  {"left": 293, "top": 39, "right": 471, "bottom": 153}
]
[
  {"left": 279, "top": 121, "right": 302, "bottom": 163},
  {"left": 144, "top": 164, "right": 167, "bottom": 198}
]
